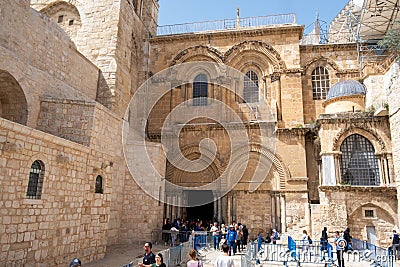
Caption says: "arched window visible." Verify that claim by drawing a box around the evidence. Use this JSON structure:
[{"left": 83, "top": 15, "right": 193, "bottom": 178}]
[
  {"left": 244, "top": 70, "right": 259, "bottom": 103},
  {"left": 193, "top": 74, "right": 208, "bottom": 106},
  {"left": 95, "top": 175, "right": 103, "bottom": 194},
  {"left": 312, "top": 66, "right": 330, "bottom": 100},
  {"left": 340, "top": 134, "right": 380, "bottom": 186},
  {"left": 26, "top": 160, "right": 45, "bottom": 199}
]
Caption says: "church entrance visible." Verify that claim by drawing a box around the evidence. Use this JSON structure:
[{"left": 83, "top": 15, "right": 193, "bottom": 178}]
[{"left": 185, "top": 190, "right": 214, "bottom": 223}]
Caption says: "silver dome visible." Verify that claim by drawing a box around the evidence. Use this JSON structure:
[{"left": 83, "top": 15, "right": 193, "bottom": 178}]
[{"left": 327, "top": 80, "right": 366, "bottom": 100}]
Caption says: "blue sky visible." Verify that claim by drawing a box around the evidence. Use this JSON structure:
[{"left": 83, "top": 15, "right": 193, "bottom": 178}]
[{"left": 157, "top": 0, "right": 349, "bottom": 33}]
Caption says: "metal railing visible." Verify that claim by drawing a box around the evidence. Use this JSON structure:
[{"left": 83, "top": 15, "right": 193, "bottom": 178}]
[{"left": 157, "top": 14, "right": 296, "bottom": 36}]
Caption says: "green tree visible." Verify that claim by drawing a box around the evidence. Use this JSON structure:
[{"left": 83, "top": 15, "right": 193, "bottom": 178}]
[{"left": 378, "top": 21, "right": 400, "bottom": 57}]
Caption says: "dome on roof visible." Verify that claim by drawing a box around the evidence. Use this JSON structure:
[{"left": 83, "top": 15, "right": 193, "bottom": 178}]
[{"left": 327, "top": 80, "right": 366, "bottom": 100}]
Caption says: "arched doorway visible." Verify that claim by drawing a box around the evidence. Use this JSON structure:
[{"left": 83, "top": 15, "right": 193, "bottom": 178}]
[{"left": 0, "top": 70, "right": 28, "bottom": 125}]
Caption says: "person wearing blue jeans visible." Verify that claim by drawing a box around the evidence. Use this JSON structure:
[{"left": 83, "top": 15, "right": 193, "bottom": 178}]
[
  {"left": 227, "top": 225, "right": 237, "bottom": 256},
  {"left": 210, "top": 222, "right": 220, "bottom": 250}
]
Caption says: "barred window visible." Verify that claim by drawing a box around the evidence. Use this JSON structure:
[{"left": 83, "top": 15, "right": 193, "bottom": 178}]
[
  {"left": 244, "top": 70, "right": 259, "bottom": 103},
  {"left": 340, "top": 134, "right": 380, "bottom": 186},
  {"left": 312, "top": 66, "right": 330, "bottom": 100},
  {"left": 193, "top": 74, "right": 208, "bottom": 106},
  {"left": 26, "top": 160, "right": 45, "bottom": 199},
  {"left": 95, "top": 175, "right": 103, "bottom": 194}
]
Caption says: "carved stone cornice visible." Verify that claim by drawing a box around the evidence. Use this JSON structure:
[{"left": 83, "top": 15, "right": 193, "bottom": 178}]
[{"left": 151, "top": 25, "right": 304, "bottom": 44}]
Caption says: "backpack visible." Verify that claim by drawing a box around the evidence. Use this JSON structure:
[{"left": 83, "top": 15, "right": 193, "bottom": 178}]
[
  {"left": 275, "top": 232, "right": 280, "bottom": 240},
  {"left": 308, "top": 235, "right": 313, "bottom": 244}
]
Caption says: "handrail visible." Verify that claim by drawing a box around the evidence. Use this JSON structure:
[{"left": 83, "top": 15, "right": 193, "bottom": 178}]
[{"left": 157, "top": 14, "right": 296, "bottom": 36}]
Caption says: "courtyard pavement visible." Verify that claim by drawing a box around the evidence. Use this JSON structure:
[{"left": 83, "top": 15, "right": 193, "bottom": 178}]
[{"left": 83, "top": 243, "right": 400, "bottom": 267}]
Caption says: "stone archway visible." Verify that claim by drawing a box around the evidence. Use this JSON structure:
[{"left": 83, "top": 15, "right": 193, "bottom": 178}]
[
  {"left": 0, "top": 70, "right": 28, "bottom": 125},
  {"left": 347, "top": 203, "right": 396, "bottom": 247}
]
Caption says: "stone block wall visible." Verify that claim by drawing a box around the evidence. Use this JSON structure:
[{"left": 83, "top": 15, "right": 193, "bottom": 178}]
[
  {"left": 37, "top": 98, "right": 96, "bottom": 146},
  {"left": 299, "top": 44, "right": 359, "bottom": 124},
  {"left": 313, "top": 187, "right": 398, "bottom": 247},
  {"left": 0, "top": 1, "right": 99, "bottom": 127},
  {"left": 385, "top": 62, "right": 400, "bottom": 224},
  {"left": 0, "top": 118, "right": 112, "bottom": 266},
  {"left": 234, "top": 191, "right": 272, "bottom": 239}
]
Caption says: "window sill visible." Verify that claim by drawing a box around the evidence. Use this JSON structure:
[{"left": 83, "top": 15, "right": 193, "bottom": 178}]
[{"left": 23, "top": 199, "right": 43, "bottom": 205}]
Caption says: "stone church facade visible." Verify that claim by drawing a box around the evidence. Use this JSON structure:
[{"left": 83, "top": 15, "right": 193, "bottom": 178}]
[{"left": 0, "top": 0, "right": 399, "bottom": 266}]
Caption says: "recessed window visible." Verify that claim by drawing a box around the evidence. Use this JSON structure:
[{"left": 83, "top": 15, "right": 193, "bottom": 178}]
[
  {"left": 69, "top": 19, "right": 74, "bottom": 26},
  {"left": 58, "top": 15, "right": 64, "bottom": 23},
  {"left": 340, "top": 134, "right": 380, "bottom": 186},
  {"left": 365, "top": 210, "right": 374, "bottom": 217},
  {"left": 312, "top": 66, "right": 330, "bottom": 100},
  {"left": 26, "top": 160, "right": 45, "bottom": 199},
  {"left": 244, "top": 70, "right": 259, "bottom": 103},
  {"left": 95, "top": 175, "right": 103, "bottom": 194},
  {"left": 193, "top": 74, "right": 208, "bottom": 106}
]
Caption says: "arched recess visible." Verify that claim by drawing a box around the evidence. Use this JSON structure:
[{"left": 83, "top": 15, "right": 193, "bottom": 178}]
[
  {"left": 347, "top": 203, "right": 396, "bottom": 245},
  {"left": 227, "top": 143, "right": 291, "bottom": 191},
  {"left": 170, "top": 45, "right": 224, "bottom": 66},
  {"left": 224, "top": 41, "right": 286, "bottom": 73},
  {"left": 303, "top": 57, "right": 342, "bottom": 75},
  {"left": 165, "top": 145, "right": 222, "bottom": 187},
  {"left": 332, "top": 126, "right": 388, "bottom": 154},
  {"left": 40, "top": 1, "right": 82, "bottom": 43},
  {"left": 0, "top": 70, "right": 28, "bottom": 125}
]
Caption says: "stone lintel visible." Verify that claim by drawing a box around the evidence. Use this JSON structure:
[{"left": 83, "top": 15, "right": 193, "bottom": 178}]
[
  {"left": 151, "top": 25, "right": 304, "bottom": 44},
  {"left": 319, "top": 185, "right": 397, "bottom": 194}
]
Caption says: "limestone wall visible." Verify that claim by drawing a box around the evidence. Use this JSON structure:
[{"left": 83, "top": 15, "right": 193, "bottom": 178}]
[
  {"left": 0, "top": 118, "right": 112, "bottom": 266},
  {"left": 234, "top": 191, "right": 272, "bottom": 239},
  {"left": 300, "top": 44, "right": 359, "bottom": 123},
  {"left": 0, "top": 0, "right": 99, "bottom": 128},
  {"left": 313, "top": 187, "right": 398, "bottom": 247},
  {"left": 385, "top": 62, "right": 400, "bottom": 225}
]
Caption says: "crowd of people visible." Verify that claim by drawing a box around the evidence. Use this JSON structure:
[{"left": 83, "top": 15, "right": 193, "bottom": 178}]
[{"left": 161, "top": 218, "right": 251, "bottom": 254}]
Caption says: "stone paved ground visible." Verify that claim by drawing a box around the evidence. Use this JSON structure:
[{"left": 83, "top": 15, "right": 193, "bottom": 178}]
[{"left": 84, "top": 244, "right": 400, "bottom": 267}]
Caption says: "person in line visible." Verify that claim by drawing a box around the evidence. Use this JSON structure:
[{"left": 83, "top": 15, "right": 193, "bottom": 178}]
[
  {"left": 215, "top": 244, "right": 234, "bottom": 267},
  {"left": 320, "top": 227, "right": 328, "bottom": 251},
  {"left": 334, "top": 231, "right": 345, "bottom": 267},
  {"left": 343, "top": 227, "right": 352, "bottom": 252},
  {"left": 187, "top": 249, "right": 203, "bottom": 267},
  {"left": 271, "top": 229, "right": 279, "bottom": 244},
  {"left": 301, "top": 230, "right": 310, "bottom": 252},
  {"left": 241, "top": 225, "right": 249, "bottom": 250},
  {"left": 138, "top": 242, "right": 156, "bottom": 267},
  {"left": 152, "top": 253, "right": 166, "bottom": 267},
  {"left": 389, "top": 229, "right": 400, "bottom": 260},
  {"left": 210, "top": 222, "right": 220, "bottom": 250},
  {"left": 226, "top": 225, "right": 237, "bottom": 256},
  {"left": 69, "top": 258, "right": 81, "bottom": 267}
]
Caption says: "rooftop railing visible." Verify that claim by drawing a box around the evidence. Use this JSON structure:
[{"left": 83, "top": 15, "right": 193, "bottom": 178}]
[{"left": 157, "top": 13, "right": 296, "bottom": 36}]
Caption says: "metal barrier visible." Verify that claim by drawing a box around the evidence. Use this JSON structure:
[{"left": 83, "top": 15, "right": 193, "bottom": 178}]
[
  {"left": 157, "top": 14, "right": 296, "bottom": 36},
  {"left": 121, "top": 239, "right": 194, "bottom": 267},
  {"left": 351, "top": 238, "right": 394, "bottom": 267}
]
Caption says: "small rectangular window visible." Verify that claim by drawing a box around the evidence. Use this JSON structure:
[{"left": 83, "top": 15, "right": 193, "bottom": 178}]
[
  {"left": 58, "top": 15, "right": 64, "bottom": 23},
  {"left": 365, "top": 210, "right": 374, "bottom": 217},
  {"left": 69, "top": 20, "right": 74, "bottom": 26}
]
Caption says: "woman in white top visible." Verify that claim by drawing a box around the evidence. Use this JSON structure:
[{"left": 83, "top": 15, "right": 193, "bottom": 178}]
[
  {"left": 215, "top": 244, "right": 234, "bottom": 267},
  {"left": 301, "top": 230, "right": 310, "bottom": 252},
  {"left": 187, "top": 249, "right": 203, "bottom": 267}
]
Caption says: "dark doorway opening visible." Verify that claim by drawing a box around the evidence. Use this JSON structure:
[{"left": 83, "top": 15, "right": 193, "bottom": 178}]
[{"left": 185, "top": 190, "right": 214, "bottom": 223}]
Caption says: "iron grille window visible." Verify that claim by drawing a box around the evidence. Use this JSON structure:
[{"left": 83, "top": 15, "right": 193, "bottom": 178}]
[
  {"left": 244, "top": 70, "right": 259, "bottom": 103},
  {"left": 95, "top": 175, "right": 103, "bottom": 194},
  {"left": 193, "top": 74, "right": 208, "bottom": 106},
  {"left": 364, "top": 210, "right": 374, "bottom": 217},
  {"left": 26, "top": 160, "right": 44, "bottom": 199},
  {"left": 340, "top": 134, "right": 380, "bottom": 186},
  {"left": 312, "top": 66, "right": 330, "bottom": 100}
]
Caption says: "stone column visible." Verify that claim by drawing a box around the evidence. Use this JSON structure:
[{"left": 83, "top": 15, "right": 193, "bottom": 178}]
[
  {"left": 321, "top": 152, "right": 337, "bottom": 185},
  {"left": 271, "top": 192, "right": 276, "bottom": 229},
  {"left": 280, "top": 195, "right": 286, "bottom": 233},
  {"left": 387, "top": 154, "right": 395, "bottom": 185}
]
